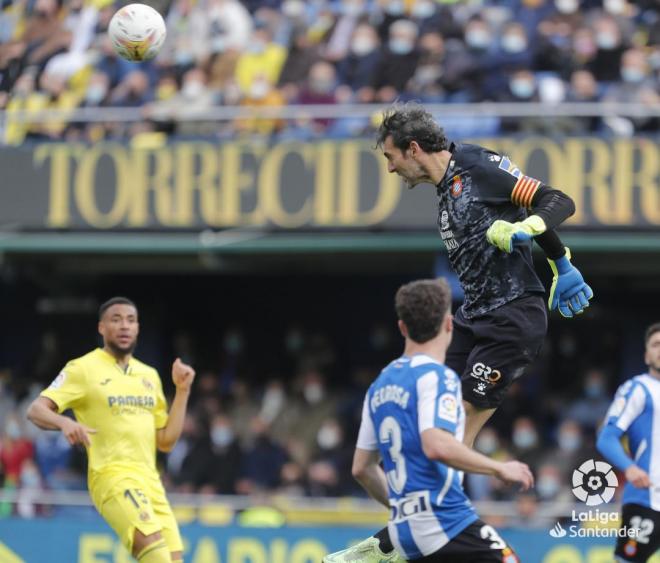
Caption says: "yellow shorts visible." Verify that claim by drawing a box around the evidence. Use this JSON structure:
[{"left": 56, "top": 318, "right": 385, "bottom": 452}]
[{"left": 91, "top": 472, "right": 183, "bottom": 555}]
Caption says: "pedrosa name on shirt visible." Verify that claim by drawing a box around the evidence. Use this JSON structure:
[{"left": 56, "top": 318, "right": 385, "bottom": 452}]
[{"left": 371, "top": 385, "right": 410, "bottom": 413}]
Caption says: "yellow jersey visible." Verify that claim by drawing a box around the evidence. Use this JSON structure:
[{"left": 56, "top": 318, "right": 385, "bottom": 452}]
[{"left": 41, "top": 348, "right": 169, "bottom": 492}]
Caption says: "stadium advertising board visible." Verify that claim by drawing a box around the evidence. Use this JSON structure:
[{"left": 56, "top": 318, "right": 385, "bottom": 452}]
[
  {"left": 1, "top": 136, "right": 657, "bottom": 230},
  {"left": 1, "top": 518, "right": 656, "bottom": 563}
]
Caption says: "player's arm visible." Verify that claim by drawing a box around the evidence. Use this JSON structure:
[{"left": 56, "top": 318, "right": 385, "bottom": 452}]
[
  {"left": 417, "top": 369, "right": 533, "bottom": 489},
  {"left": 27, "top": 363, "right": 96, "bottom": 446},
  {"left": 352, "top": 448, "right": 390, "bottom": 508},
  {"left": 421, "top": 428, "right": 533, "bottom": 490},
  {"left": 352, "top": 392, "right": 389, "bottom": 507},
  {"left": 26, "top": 397, "right": 96, "bottom": 446},
  {"left": 596, "top": 381, "right": 651, "bottom": 489},
  {"left": 156, "top": 358, "right": 195, "bottom": 452},
  {"left": 481, "top": 153, "right": 592, "bottom": 316}
]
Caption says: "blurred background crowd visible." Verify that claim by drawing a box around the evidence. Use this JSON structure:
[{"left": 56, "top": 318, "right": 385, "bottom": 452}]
[
  {"left": 1, "top": 0, "right": 659, "bottom": 143},
  {"left": 0, "top": 271, "right": 652, "bottom": 525}
]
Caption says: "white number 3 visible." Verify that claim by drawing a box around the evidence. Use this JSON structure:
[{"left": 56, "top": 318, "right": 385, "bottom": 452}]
[{"left": 480, "top": 525, "right": 507, "bottom": 549}]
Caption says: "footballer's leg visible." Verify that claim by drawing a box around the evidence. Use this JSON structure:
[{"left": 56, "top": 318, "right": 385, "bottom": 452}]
[
  {"left": 460, "top": 295, "right": 547, "bottom": 446},
  {"left": 97, "top": 481, "right": 167, "bottom": 561},
  {"left": 133, "top": 530, "right": 171, "bottom": 563},
  {"left": 323, "top": 536, "right": 406, "bottom": 563},
  {"left": 148, "top": 475, "right": 185, "bottom": 562},
  {"left": 614, "top": 503, "right": 660, "bottom": 562}
]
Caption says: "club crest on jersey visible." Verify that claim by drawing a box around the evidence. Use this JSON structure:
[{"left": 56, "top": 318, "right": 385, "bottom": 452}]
[
  {"left": 624, "top": 540, "right": 637, "bottom": 557},
  {"left": 450, "top": 175, "right": 463, "bottom": 197},
  {"left": 142, "top": 377, "right": 154, "bottom": 391}
]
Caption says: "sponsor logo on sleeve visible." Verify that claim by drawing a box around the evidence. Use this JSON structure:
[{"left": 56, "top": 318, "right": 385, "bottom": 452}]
[
  {"left": 438, "top": 393, "right": 458, "bottom": 422},
  {"left": 49, "top": 371, "right": 66, "bottom": 389}
]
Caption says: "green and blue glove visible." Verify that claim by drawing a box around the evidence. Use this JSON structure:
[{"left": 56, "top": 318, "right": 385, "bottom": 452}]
[
  {"left": 548, "top": 248, "right": 594, "bottom": 317},
  {"left": 486, "top": 216, "right": 547, "bottom": 253}
]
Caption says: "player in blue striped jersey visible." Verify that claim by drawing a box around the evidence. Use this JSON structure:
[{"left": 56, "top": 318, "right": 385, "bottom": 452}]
[
  {"left": 325, "top": 279, "right": 532, "bottom": 562},
  {"left": 597, "top": 323, "right": 660, "bottom": 563}
]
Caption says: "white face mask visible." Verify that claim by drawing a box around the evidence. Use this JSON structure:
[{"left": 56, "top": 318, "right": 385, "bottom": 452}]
[
  {"left": 389, "top": 38, "right": 414, "bottom": 55},
  {"left": 317, "top": 425, "right": 341, "bottom": 449},
  {"left": 555, "top": 0, "right": 578, "bottom": 13},
  {"left": 6, "top": 420, "right": 21, "bottom": 440},
  {"left": 211, "top": 426, "right": 234, "bottom": 448},
  {"left": 411, "top": 1, "right": 435, "bottom": 19},
  {"left": 182, "top": 81, "right": 204, "bottom": 99},
  {"left": 501, "top": 34, "right": 527, "bottom": 54},
  {"left": 465, "top": 29, "right": 490, "bottom": 50},
  {"left": 282, "top": 0, "right": 305, "bottom": 18},
  {"left": 621, "top": 67, "right": 645, "bottom": 83},
  {"left": 303, "top": 382, "right": 324, "bottom": 404},
  {"left": 351, "top": 36, "right": 377, "bottom": 56},
  {"left": 385, "top": 0, "right": 405, "bottom": 16}
]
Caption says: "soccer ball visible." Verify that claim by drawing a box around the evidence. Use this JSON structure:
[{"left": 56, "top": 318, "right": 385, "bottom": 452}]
[{"left": 108, "top": 3, "right": 166, "bottom": 62}]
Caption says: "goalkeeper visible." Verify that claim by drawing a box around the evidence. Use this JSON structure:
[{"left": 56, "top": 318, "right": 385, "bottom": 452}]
[{"left": 324, "top": 103, "right": 593, "bottom": 563}]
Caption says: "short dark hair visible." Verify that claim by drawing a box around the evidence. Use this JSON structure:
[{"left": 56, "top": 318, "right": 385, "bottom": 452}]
[
  {"left": 395, "top": 278, "right": 452, "bottom": 344},
  {"left": 645, "top": 323, "right": 660, "bottom": 345},
  {"left": 377, "top": 103, "right": 449, "bottom": 154},
  {"left": 99, "top": 296, "right": 137, "bottom": 320}
]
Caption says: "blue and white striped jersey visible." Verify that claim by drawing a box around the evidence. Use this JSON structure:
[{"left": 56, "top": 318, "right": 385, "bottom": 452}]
[
  {"left": 603, "top": 374, "right": 660, "bottom": 510},
  {"left": 356, "top": 354, "right": 478, "bottom": 559}
]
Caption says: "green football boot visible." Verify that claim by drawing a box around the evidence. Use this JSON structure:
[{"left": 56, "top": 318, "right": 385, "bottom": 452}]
[{"left": 323, "top": 536, "right": 406, "bottom": 562}]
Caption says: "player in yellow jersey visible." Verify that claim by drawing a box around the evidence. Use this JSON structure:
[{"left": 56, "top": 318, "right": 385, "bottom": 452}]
[{"left": 27, "top": 296, "right": 195, "bottom": 563}]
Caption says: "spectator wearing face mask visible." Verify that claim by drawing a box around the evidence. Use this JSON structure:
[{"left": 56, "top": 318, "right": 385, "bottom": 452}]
[
  {"left": 534, "top": 462, "right": 570, "bottom": 502},
  {"left": 234, "top": 25, "right": 287, "bottom": 95},
  {"left": 510, "top": 416, "right": 544, "bottom": 470},
  {"left": 306, "top": 417, "right": 353, "bottom": 496},
  {"left": 498, "top": 69, "right": 543, "bottom": 131},
  {"left": 564, "top": 369, "right": 612, "bottom": 431},
  {"left": 369, "top": 18, "right": 420, "bottom": 102},
  {"left": 336, "top": 23, "right": 382, "bottom": 96},
  {"left": 235, "top": 74, "right": 286, "bottom": 135},
  {"left": 295, "top": 60, "right": 340, "bottom": 133},
  {"left": 588, "top": 15, "right": 627, "bottom": 82},
  {"left": 201, "top": 414, "right": 243, "bottom": 494},
  {"left": 482, "top": 21, "right": 534, "bottom": 97},
  {"left": 268, "top": 369, "right": 338, "bottom": 464},
  {"left": 603, "top": 48, "right": 660, "bottom": 133},
  {"left": 549, "top": 419, "right": 595, "bottom": 479}
]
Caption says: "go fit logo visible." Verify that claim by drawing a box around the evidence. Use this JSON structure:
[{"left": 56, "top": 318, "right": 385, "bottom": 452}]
[{"left": 548, "top": 459, "right": 640, "bottom": 540}]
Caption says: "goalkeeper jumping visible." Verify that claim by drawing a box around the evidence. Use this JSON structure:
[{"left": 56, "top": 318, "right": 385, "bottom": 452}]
[{"left": 324, "top": 103, "right": 593, "bottom": 563}]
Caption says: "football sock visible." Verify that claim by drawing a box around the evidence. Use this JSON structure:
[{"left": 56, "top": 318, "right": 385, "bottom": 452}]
[{"left": 374, "top": 527, "right": 394, "bottom": 553}]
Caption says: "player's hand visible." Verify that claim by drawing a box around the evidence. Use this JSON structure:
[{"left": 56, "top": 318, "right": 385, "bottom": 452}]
[
  {"left": 495, "top": 461, "right": 534, "bottom": 491},
  {"left": 625, "top": 465, "right": 651, "bottom": 489},
  {"left": 172, "top": 357, "right": 195, "bottom": 392},
  {"left": 486, "top": 216, "right": 546, "bottom": 253},
  {"left": 60, "top": 417, "right": 96, "bottom": 447},
  {"left": 547, "top": 248, "right": 594, "bottom": 317}
]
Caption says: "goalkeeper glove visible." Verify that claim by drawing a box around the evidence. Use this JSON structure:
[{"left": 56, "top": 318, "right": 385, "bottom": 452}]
[
  {"left": 486, "top": 215, "right": 546, "bottom": 253},
  {"left": 547, "top": 248, "right": 594, "bottom": 317}
]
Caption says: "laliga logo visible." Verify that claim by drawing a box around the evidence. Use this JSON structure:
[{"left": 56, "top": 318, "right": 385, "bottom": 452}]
[{"left": 572, "top": 459, "right": 618, "bottom": 506}]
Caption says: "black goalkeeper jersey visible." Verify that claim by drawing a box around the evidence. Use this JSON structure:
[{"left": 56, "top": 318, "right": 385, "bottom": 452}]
[{"left": 436, "top": 142, "right": 545, "bottom": 319}]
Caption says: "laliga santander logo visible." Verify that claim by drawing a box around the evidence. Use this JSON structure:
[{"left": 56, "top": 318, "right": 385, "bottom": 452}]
[{"left": 571, "top": 459, "right": 618, "bottom": 506}]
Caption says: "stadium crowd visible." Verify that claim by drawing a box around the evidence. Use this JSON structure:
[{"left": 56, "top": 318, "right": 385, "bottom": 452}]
[
  {"left": 0, "top": 0, "right": 658, "bottom": 143},
  {"left": 0, "top": 305, "right": 642, "bottom": 523}
]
